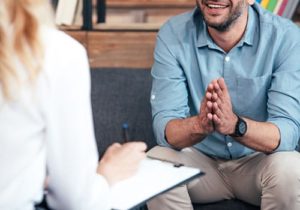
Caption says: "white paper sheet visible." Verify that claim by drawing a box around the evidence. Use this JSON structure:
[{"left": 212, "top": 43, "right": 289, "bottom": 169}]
[{"left": 110, "top": 157, "right": 202, "bottom": 210}]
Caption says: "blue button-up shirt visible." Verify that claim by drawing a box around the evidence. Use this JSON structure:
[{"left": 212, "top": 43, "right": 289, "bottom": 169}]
[{"left": 150, "top": 3, "right": 300, "bottom": 159}]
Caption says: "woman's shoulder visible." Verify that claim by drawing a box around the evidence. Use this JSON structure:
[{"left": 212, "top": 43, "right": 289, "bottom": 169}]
[
  {"left": 40, "top": 27, "right": 89, "bottom": 78},
  {"left": 41, "top": 27, "right": 86, "bottom": 57}
]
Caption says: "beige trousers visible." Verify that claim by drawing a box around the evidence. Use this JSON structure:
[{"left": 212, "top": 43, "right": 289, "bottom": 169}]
[{"left": 147, "top": 146, "right": 300, "bottom": 210}]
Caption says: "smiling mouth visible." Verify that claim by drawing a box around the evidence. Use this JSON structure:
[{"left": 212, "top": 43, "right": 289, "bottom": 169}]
[{"left": 206, "top": 3, "right": 228, "bottom": 8}]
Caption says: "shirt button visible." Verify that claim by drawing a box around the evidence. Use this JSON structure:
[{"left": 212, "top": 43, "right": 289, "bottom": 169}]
[
  {"left": 151, "top": 94, "right": 156, "bottom": 100},
  {"left": 225, "top": 56, "right": 230, "bottom": 62},
  {"left": 227, "top": 142, "right": 233, "bottom": 147}
]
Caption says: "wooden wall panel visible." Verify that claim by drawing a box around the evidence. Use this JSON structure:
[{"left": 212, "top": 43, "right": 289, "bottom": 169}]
[
  {"left": 107, "top": 0, "right": 195, "bottom": 8},
  {"left": 103, "top": 0, "right": 195, "bottom": 26},
  {"left": 64, "top": 30, "right": 88, "bottom": 48},
  {"left": 106, "top": 8, "right": 192, "bottom": 25},
  {"left": 88, "top": 31, "right": 157, "bottom": 69},
  {"left": 63, "top": 31, "right": 157, "bottom": 69},
  {"left": 64, "top": 0, "right": 196, "bottom": 69}
]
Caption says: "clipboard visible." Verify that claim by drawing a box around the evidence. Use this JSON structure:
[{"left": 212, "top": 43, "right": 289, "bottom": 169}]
[{"left": 111, "top": 157, "right": 204, "bottom": 210}]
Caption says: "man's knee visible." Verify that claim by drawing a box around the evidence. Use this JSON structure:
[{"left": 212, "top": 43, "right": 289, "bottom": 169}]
[
  {"left": 261, "top": 152, "right": 300, "bottom": 198},
  {"left": 259, "top": 152, "right": 300, "bottom": 209}
]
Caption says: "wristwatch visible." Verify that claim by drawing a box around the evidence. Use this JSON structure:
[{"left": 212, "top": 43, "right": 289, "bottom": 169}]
[{"left": 230, "top": 115, "right": 247, "bottom": 137}]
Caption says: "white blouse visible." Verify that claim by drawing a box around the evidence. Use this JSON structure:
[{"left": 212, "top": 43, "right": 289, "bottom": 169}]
[{"left": 0, "top": 28, "right": 112, "bottom": 210}]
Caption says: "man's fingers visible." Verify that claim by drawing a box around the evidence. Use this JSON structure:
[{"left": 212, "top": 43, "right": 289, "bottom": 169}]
[
  {"left": 213, "top": 82, "right": 223, "bottom": 97},
  {"left": 212, "top": 78, "right": 232, "bottom": 104},
  {"left": 212, "top": 114, "right": 221, "bottom": 124},
  {"left": 212, "top": 102, "right": 218, "bottom": 112},
  {"left": 207, "top": 83, "right": 214, "bottom": 93},
  {"left": 215, "top": 98, "right": 224, "bottom": 112},
  {"left": 206, "top": 91, "right": 212, "bottom": 101},
  {"left": 207, "top": 112, "right": 213, "bottom": 120},
  {"left": 211, "top": 91, "right": 217, "bottom": 101},
  {"left": 207, "top": 101, "right": 213, "bottom": 109},
  {"left": 212, "top": 102, "right": 223, "bottom": 119},
  {"left": 218, "top": 78, "right": 229, "bottom": 94}
]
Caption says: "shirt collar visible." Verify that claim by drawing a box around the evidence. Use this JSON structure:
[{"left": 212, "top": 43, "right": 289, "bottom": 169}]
[
  {"left": 195, "top": 5, "right": 257, "bottom": 48},
  {"left": 194, "top": 8, "right": 212, "bottom": 48},
  {"left": 240, "top": 5, "right": 256, "bottom": 47}
]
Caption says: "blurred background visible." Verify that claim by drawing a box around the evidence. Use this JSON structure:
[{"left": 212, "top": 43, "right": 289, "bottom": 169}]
[{"left": 51, "top": 0, "right": 300, "bottom": 69}]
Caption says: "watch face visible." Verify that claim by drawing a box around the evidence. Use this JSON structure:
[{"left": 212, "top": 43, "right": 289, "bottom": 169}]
[{"left": 238, "top": 121, "right": 247, "bottom": 134}]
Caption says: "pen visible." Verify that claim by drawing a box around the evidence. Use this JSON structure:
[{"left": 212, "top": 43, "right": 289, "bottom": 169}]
[
  {"left": 147, "top": 155, "right": 184, "bottom": 168},
  {"left": 122, "top": 123, "right": 130, "bottom": 143}
]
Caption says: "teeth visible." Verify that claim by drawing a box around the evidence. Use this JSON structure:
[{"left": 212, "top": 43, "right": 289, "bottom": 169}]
[{"left": 207, "top": 4, "right": 226, "bottom": 8}]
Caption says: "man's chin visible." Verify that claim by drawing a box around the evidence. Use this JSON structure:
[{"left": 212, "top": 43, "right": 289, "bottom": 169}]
[
  {"left": 203, "top": 15, "right": 233, "bottom": 32},
  {"left": 206, "top": 21, "right": 231, "bottom": 32},
  {"left": 204, "top": 15, "right": 227, "bottom": 26}
]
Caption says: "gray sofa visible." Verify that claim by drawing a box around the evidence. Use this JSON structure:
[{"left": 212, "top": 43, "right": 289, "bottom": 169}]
[{"left": 91, "top": 68, "right": 260, "bottom": 210}]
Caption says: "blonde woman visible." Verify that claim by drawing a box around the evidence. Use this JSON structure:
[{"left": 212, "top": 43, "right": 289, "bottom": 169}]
[{"left": 0, "top": 1, "right": 146, "bottom": 210}]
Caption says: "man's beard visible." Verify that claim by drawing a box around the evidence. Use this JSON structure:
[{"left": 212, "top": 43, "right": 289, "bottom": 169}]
[{"left": 197, "top": 0, "right": 245, "bottom": 32}]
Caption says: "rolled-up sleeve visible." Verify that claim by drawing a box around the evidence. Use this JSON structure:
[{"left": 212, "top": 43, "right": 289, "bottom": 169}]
[
  {"left": 150, "top": 24, "right": 190, "bottom": 147},
  {"left": 267, "top": 38, "right": 300, "bottom": 151}
]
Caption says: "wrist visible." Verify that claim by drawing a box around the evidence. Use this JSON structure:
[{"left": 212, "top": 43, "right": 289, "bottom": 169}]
[
  {"left": 97, "top": 164, "right": 118, "bottom": 186},
  {"left": 230, "top": 114, "right": 239, "bottom": 134},
  {"left": 193, "top": 116, "right": 211, "bottom": 136},
  {"left": 230, "top": 115, "right": 247, "bottom": 137}
]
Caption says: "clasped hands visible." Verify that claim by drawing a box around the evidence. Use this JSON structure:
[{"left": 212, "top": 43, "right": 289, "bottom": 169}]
[{"left": 198, "top": 78, "right": 238, "bottom": 136}]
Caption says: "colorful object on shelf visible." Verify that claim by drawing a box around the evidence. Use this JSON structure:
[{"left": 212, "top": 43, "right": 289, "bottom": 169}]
[
  {"left": 267, "top": 0, "right": 278, "bottom": 12},
  {"left": 261, "top": 0, "right": 271, "bottom": 8},
  {"left": 256, "top": 0, "right": 299, "bottom": 18}
]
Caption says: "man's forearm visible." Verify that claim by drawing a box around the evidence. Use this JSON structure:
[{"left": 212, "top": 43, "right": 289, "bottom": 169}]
[
  {"left": 236, "top": 118, "right": 280, "bottom": 153},
  {"left": 165, "top": 116, "right": 208, "bottom": 149}
]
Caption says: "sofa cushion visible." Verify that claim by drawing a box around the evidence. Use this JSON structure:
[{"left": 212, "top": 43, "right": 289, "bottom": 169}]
[{"left": 91, "top": 68, "right": 156, "bottom": 157}]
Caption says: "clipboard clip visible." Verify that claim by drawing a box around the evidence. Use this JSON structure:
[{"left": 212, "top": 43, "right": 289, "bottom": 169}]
[{"left": 147, "top": 156, "right": 184, "bottom": 168}]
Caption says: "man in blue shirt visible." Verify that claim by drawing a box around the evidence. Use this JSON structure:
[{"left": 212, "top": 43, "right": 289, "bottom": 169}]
[{"left": 147, "top": 0, "right": 300, "bottom": 209}]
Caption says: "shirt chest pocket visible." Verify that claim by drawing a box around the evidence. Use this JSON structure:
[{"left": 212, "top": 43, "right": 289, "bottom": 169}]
[{"left": 235, "top": 74, "right": 271, "bottom": 120}]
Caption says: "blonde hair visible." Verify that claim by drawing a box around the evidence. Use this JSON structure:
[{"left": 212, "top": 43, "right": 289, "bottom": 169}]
[{"left": 0, "top": 0, "right": 54, "bottom": 100}]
